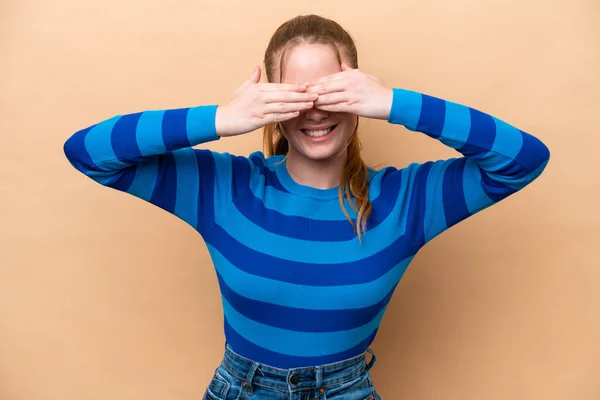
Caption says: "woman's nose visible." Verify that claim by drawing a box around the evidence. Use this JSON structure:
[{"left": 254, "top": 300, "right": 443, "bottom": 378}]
[{"left": 303, "top": 105, "right": 329, "bottom": 121}]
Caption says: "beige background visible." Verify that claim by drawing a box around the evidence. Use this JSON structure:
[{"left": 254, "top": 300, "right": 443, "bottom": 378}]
[{"left": 1, "top": 0, "right": 599, "bottom": 399}]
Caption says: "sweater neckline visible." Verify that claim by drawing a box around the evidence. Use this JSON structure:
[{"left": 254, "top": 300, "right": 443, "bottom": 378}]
[{"left": 273, "top": 156, "right": 341, "bottom": 200}]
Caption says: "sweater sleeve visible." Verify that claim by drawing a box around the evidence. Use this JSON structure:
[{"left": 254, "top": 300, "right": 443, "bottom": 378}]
[
  {"left": 386, "top": 88, "right": 550, "bottom": 246},
  {"left": 63, "top": 105, "right": 249, "bottom": 234}
]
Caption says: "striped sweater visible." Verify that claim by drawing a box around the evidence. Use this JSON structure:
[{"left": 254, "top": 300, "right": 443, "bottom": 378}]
[{"left": 64, "top": 88, "right": 550, "bottom": 368}]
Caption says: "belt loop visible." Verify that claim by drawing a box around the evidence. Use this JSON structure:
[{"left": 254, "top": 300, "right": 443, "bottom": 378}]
[
  {"left": 315, "top": 366, "right": 323, "bottom": 390},
  {"left": 365, "top": 348, "right": 377, "bottom": 370},
  {"left": 242, "top": 362, "right": 259, "bottom": 394},
  {"left": 316, "top": 367, "right": 325, "bottom": 398}
]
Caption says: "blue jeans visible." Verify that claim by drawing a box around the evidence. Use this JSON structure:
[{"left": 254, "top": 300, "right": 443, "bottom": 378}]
[{"left": 203, "top": 343, "right": 381, "bottom": 400}]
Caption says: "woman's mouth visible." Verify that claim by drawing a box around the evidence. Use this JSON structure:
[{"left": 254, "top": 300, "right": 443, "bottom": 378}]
[{"left": 300, "top": 125, "right": 338, "bottom": 138}]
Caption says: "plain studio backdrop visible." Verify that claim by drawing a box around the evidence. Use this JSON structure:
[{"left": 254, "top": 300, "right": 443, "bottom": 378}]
[{"left": 1, "top": 1, "right": 599, "bottom": 399}]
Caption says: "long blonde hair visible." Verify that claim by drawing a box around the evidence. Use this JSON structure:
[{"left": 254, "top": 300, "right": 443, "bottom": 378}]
[{"left": 262, "top": 14, "right": 372, "bottom": 241}]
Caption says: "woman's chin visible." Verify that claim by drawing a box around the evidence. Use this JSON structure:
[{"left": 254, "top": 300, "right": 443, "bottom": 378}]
[{"left": 299, "top": 145, "right": 344, "bottom": 162}]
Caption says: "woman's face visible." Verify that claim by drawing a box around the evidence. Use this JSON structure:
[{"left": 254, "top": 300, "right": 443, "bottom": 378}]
[{"left": 276, "top": 43, "right": 358, "bottom": 162}]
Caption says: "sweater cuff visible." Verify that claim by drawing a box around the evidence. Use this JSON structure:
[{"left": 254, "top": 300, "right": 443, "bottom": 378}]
[
  {"left": 186, "top": 104, "right": 221, "bottom": 144},
  {"left": 387, "top": 88, "right": 423, "bottom": 131}
]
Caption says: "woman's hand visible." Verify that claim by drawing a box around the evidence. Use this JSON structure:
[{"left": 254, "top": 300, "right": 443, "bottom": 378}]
[
  {"left": 305, "top": 63, "right": 393, "bottom": 120},
  {"left": 215, "top": 66, "right": 318, "bottom": 137}
]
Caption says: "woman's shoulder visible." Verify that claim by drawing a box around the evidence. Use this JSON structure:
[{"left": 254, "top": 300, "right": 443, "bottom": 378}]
[
  {"left": 248, "top": 151, "right": 285, "bottom": 167},
  {"left": 367, "top": 165, "right": 398, "bottom": 185},
  {"left": 367, "top": 162, "right": 429, "bottom": 200},
  {"left": 367, "top": 160, "right": 438, "bottom": 184},
  {"left": 194, "top": 150, "right": 283, "bottom": 181}
]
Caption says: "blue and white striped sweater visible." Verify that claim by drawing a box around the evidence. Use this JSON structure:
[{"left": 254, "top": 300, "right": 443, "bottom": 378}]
[{"left": 64, "top": 88, "right": 550, "bottom": 368}]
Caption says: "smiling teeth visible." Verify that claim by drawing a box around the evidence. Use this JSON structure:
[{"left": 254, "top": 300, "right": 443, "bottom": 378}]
[{"left": 304, "top": 127, "right": 334, "bottom": 137}]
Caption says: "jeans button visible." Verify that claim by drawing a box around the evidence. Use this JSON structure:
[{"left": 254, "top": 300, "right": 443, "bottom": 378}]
[{"left": 289, "top": 373, "right": 300, "bottom": 384}]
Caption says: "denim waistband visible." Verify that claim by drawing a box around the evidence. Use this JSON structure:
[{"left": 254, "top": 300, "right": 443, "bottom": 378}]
[{"left": 219, "top": 343, "right": 377, "bottom": 393}]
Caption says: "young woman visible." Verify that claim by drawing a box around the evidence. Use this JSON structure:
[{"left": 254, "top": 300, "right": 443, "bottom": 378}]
[{"left": 64, "top": 14, "right": 550, "bottom": 400}]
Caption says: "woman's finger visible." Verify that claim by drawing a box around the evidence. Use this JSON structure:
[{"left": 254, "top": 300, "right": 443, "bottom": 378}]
[
  {"left": 315, "top": 102, "right": 352, "bottom": 113},
  {"left": 260, "top": 82, "right": 307, "bottom": 92},
  {"left": 263, "top": 100, "right": 314, "bottom": 115},
  {"left": 314, "top": 92, "right": 348, "bottom": 106},
  {"left": 262, "top": 90, "right": 318, "bottom": 104},
  {"left": 306, "top": 79, "right": 346, "bottom": 95},
  {"left": 264, "top": 110, "right": 301, "bottom": 123}
]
